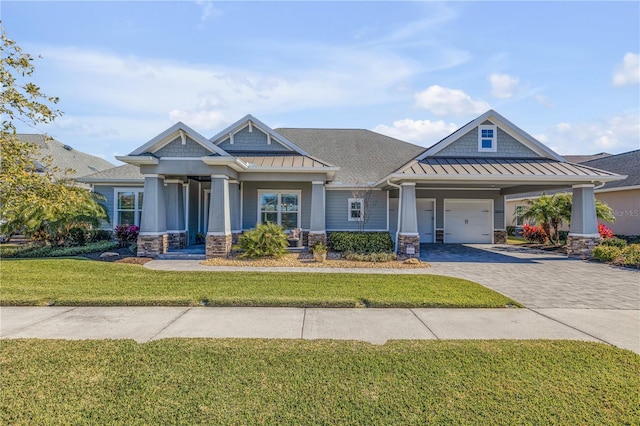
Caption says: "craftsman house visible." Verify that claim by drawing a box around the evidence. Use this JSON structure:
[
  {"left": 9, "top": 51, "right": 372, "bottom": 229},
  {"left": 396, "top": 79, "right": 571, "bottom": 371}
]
[{"left": 80, "top": 110, "right": 624, "bottom": 258}]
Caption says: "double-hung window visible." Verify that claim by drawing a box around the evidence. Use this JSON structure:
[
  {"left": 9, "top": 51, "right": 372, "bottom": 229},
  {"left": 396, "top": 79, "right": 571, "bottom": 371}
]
[
  {"left": 258, "top": 190, "right": 301, "bottom": 229},
  {"left": 478, "top": 125, "right": 497, "bottom": 152},
  {"left": 348, "top": 198, "right": 364, "bottom": 221},
  {"left": 114, "top": 188, "right": 144, "bottom": 226},
  {"left": 515, "top": 205, "right": 526, "bottom": 227}
]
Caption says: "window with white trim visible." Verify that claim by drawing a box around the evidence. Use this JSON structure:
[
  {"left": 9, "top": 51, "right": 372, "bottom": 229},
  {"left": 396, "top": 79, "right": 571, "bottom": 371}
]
[
  {"left": 478, "top": 125, "right": 497, "bottom": 152},
  {"left": 258, "top": 190, "right": 301, "bottom": 229},
  {"left": 348, "top": 198, "right": 364, "bottom": 221},
  {"left": 115, "top": 189, "right": 144, "bottom": 226},
  {"left": 515, "top": 204, "right": 527, "bottom": 226}
]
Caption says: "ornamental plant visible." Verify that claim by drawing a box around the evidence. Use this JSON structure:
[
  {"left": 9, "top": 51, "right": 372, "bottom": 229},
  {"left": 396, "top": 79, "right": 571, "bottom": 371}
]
[
  {"left": 598, "top": 223, "right": 614, "bottom": 239},
  {"left": 521, "top": 224, "right": 547, "bottom": 244},
  {"left": 235, "top": 222, "right": 288, "bottom": 259},
  {"left": 114, "top": 225, "right": 140, "bottom": 247}
]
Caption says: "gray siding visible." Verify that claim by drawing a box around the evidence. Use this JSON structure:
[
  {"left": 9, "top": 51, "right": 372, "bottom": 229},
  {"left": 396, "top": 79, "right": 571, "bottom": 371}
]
[
  {"left": 434, "top": 126, "right": 540, "bottom": 158},
  {"left": 92, "top": 184, "right": 144, "bottom": 230},
  {"left": 409, "top": 189, "right": 504, "bottom": 229},
  {"left": 187, "top": 180, "right": 200, "bottom": 245},
  {"left": 326, "top": 190, "right": 388, "bottom": 231},
  {"left": 153, "top": 136, "right": 214, "bottom": 157},
  {"left": 241, "top": 181, "right": 311, "bottom": 230},
  {"left": 219, "top": 126, "right": 293, "bottom": 152}
]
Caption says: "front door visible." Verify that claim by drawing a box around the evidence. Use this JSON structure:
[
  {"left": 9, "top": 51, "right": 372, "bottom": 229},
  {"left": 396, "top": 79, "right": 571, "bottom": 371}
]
[{"left": 416, "top": 199, "right": 435, "bottom": 243}]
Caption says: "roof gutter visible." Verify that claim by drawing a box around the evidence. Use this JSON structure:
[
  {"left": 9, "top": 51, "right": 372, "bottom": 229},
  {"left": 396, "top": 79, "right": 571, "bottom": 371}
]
[{"left": 115, "top": 155, "right": 158, "bottom": 165}]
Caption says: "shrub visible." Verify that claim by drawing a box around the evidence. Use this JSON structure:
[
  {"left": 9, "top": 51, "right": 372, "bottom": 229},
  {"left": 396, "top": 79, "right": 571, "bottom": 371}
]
[
  {"left": 329, "top": 232, "right": 394, "bottom": 253},
  {"left": 506, "top": 226, "right": 516, "bottom": 236},
  {"left": 88, "top": 230, "right": 112, "bottom": 242},
  {"left": 600, "top": 237, "right": 627, "bottom": 249},
  {"left": 0, "top": 240, "right": 118, "bottom": 258},
  {"left": 114, "top": 225, "right": 140, "bottom": 247},
  {"left": 620, "top": 244, "right": 640, "bottom": 268},
  {"left": 615, "top": 235, "right": 640, "bottom": 245},
  {"left": 235, "top": 223, "right": 288, "bottom": 258},
  {"left": 68, "top": 227, "right": 88, "bottom": 246},
  {"left": 598, "top": 223, "right": 614, "bottom": 239},
  {"left": 592, "top": 245, "right": 622, "bottom": 262},
  {"left": 521, "top": 224, "right": 547, "bottom": 244},
  {"left": 343, "top": 251, "right": 397, "bottom": 262},
  {"left": 558, "top": 230, "right": 569, "bottom": 243},
  {"left": 311, "top": 241, "right": 327, "bottom": 254}
]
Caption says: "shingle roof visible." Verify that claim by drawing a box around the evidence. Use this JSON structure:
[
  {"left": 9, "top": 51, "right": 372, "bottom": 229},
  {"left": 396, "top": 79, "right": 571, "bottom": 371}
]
[
  {"left": 16, "top": 134, "right": 115, "bottom": 179},
  {"left": 580, "top": 150, "right": 640, "bottom": 189},
  {"left": 79, "top": 164, "right": 144, "bottom": 182},
  {"left": 274, "top": 128, "right": 426, "bottom": 184},
  {"left": 562, "top": 153, "right": 612, "bottom": 163}
]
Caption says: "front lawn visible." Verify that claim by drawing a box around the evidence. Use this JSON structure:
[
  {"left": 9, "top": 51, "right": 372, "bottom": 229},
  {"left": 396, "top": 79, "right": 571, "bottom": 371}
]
[
  {"left": 1, "top": 339, "right": 637, "bottom": 425},
  {"left": 0, "top": 259, "right": 518, "bottom": 307}
]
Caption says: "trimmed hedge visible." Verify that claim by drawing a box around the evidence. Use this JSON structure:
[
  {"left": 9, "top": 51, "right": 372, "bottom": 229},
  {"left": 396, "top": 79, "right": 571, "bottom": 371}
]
[
  {"left": 592, "top": 245, "right": 621, "bottom": 262},
  {"left": 0, "top": 241, "right": 119, "bottom": 259},
  {"left": 600, "top": 237, "right": 627, "bottom": 248},
  {"left": 328, "top": 232, "right": 394, "bottom": 253}
]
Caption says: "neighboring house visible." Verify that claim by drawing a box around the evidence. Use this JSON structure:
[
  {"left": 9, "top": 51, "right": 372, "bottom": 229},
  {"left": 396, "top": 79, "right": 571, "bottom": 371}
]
[
  {"left": 506, "top": 150, "right": 640, "bottom": 236},
  {"left": 16, "top": 134, "right": 115, "bottom": 180},
  {"left": 78, "top": 110, "right": 624, "bottom": 258}
]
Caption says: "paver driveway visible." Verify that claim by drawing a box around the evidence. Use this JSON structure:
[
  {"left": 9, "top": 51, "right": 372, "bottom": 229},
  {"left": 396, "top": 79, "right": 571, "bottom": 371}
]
[{"left": 420, "top": 244, "right": 639, "bottom": 309}]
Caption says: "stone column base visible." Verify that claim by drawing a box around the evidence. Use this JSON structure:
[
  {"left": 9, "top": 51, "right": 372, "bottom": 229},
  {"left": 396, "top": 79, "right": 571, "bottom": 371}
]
[
  {"left": 206, "top": 234, "right": 232, "bottom": 258},
  {"left": 435, "top": 230, "right": 444, "bottom": 244},
  {"left": 231, "top": 232, "right": 242, "bottom": 246},
  {"left": 398, "top": 234, "right": 420, "bottom": 256},
  {"left": 308, "top": 232, "right": 327, "bottom": 249},
  {"left": 567, "top": 234, "right": 601, "bottom": 259},
  {"left": 493, "top": 230, "right": 507, "bottom": 244},
  {"left": 137, "top": 234, "right": 168, "bottom": 258},
  {"left": 167, "top": 232, "right": 187, "bottom": 250}
]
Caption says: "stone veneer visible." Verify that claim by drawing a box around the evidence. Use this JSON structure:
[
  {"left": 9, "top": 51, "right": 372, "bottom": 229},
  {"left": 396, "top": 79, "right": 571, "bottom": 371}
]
[
  {"left": 435, "top": 230, "right": 444, "bottom": 244},
  {"left": 137, "top": 234, "right": 168, "bottom": 257},
  {"left": 206, "top": 234, "right": 233, "bottom": 258},
  {"left": 566, "top": 235, "right": 601, "bottom": 259},
  {"left": 307, "top": 232, "right": 327, "bottom": 249},
  {"left": 231, "top": 232, "right": 242, "bottom": 246},
  {"left": 167, "top": 232, "right": 187, "bottom": 250},
  {"left": 493, "top": 230, "right": 507, "bottom": 244},
  {"left": 398, "top": 234, "right": 420, "bottom": 256}
]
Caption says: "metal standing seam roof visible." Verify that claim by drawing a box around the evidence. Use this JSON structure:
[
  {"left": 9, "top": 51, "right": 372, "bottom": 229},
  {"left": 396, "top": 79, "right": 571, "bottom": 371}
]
[
  {"left": 239, "top": 155, "right": 332, "bottom": 168},
  {"left": 397, "top": 158, "right": 621, "bottom": 179}
]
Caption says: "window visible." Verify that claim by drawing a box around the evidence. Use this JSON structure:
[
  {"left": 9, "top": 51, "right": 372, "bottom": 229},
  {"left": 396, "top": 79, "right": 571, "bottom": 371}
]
[
  {"left": 478, "top": 125, "right": 497, "bottom": 152},
  {"left": 115, "top": 189, "right": 144, "bottom": 226},
  {"left": 515, "top": 205, "right": 526, "bottom": 226},
  {"left": 258, "top": 191, "right": 301, "bottom": 229},
  {"left": 348, "top": 198, "right": 364, "bottom": 221}
]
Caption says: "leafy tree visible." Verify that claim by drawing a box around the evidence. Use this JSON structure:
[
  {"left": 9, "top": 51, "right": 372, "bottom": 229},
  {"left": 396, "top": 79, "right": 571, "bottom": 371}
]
[
  {"left": 521, "top": 193, "right": 615, "bottom": 244},
  {"left": 0, "top": 25, "right": 107, "bottom": 242}
]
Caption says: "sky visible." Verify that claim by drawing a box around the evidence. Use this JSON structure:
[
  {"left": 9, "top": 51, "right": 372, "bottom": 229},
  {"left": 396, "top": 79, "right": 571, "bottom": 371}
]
[{"left": 4, "top": 1, "right": 639, "bottom": 165}]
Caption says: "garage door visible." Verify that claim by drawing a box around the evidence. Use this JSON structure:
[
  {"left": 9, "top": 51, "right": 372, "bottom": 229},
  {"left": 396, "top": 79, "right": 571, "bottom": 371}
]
[{"left": 444, "top": 200, "right": 492, "bottom": 243}]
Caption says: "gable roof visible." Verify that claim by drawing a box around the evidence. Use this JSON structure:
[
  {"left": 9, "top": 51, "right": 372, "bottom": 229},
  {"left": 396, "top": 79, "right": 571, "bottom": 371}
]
[
  {"left": 580, "top": 150, "right": 640, "bottom": 190},
  {"left": 127, "top": 122, "right": 229, "bottom": 157},
  {"left": 210, "top": 114, "right": 310, "bottom": 156},
  {"left": 79, "top": 164, "right": 144, "bottom": 183},
  {"left": 16, "top": 134, "right": 115, "bottom": 179},
  {"left": 418, "top": 110, "right": 565, "bottom": 161},
  {"left": 562, "top": 152, "right": 613, "bottom": 164},
  {"left": 275, "top": 128, "right": 426, "bottom": 185}
]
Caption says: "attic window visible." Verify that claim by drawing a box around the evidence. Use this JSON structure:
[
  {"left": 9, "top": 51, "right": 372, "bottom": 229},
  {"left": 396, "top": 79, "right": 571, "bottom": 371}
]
[{"left": 478, "top": 125, "right": 497, "bottom": 152}]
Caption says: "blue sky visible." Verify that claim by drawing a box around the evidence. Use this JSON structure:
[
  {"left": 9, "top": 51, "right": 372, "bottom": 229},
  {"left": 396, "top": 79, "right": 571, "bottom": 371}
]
[{"left": 4, "top": 1, "right": 639, "bottom": 164}]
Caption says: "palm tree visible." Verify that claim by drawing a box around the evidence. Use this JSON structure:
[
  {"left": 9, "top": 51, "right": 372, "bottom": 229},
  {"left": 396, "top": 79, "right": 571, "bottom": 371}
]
[{"left": 520, "top": 194, "right": 556, "bottom": 243}]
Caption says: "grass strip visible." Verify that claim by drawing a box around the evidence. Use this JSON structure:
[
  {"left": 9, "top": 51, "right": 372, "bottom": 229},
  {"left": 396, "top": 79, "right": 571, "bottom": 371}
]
[
  {"left": 1, "top": 339, "right": 638, "bottom": 425},
  {"left": 0, "top": 259, "right": 519, "bottom": 308}
]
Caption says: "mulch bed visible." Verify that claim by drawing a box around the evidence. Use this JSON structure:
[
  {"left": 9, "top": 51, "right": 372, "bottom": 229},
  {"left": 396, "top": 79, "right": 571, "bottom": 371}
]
[{"left": 81, "top": 246, "right": 153, "bottom": 265}]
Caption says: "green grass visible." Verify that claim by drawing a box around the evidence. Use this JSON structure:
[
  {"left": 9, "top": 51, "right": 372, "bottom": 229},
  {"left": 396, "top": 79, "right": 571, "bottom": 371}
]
[
  {"left": 507, "top": 236, "right": 528, "bottom": 245},
  {"left": 0, "top": 258, "right": 518, "bottom": 307},
  {"left": 1, "top": 339, "right": 638, "bottom": 425}
]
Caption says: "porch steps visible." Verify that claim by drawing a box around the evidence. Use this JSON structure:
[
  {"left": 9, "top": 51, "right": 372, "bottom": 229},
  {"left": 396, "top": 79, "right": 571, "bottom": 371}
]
[{"left": 157, "top": 246, "right": 206, "bottom": 260}]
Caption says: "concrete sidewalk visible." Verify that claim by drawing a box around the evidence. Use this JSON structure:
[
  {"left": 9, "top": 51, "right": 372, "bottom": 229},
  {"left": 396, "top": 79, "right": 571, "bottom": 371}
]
[{"left": 2, "top": 306, "right": 638, "bottom": 354}]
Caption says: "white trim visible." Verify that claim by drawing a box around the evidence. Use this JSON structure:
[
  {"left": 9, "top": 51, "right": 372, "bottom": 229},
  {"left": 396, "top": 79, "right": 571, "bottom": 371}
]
[
  {"left": 248, "top": 121, "right": 253, "bottom": 132},
  {"left": 572, "top": 184, "right": 596, "bottom": 189},
  {"left": 478, "top": 124, "right": 497, "bottom": 152},
  {"left": 596, "top": 185, "right": 640, "bottom": 193},
  {"left": 267, "top": 133, "right": 272, "bottom": 145},
  {"left": 142, "top": 174, "right": 161, "bottom": 178},
  {"left": 385, "top": 174, "right": 621, "bottom": 183},
  {"left": 207, "top": 232, "right": 231, "bottom": 236},
  {"left": 198, "top": 181, "right": 202, "bottom": 233},
  {"left": 229, "top": 132, "right": 234, "bottom": 145},
  {"left": 228, "top": 179, "right": 239, "bottom": 184},
  {"left": 416, "top": 198, "right": 436, "bottom": 243},
  {"left": 129, "top": 122, "right": 229, "bottom": 157},
  {"left": 400, "top": 182, "right": 416, "bottom": 186},
  {"left": 325, "top": 186, "right": 382, "bottom": 191},
  {"left": 183, "top": 183, "right": 189, "bottom": 241},
  {"left": 158, "top": 157, "right": 205, "bottom": 161},
  {"left": 443, "top": 199, "right": 494, "bottom": 244},
  {"left": 415, "top": 187, "right": 502, "bottom": 191},
  {"left": 327, "top": 229, "right": 390, "bottom": 232},
  {"left": 203, "top": 189, "right": 211, "bottom": 234},
  {"left": 398, "top": 232, "right": 419, "bottom": 236},
  {"left": 211, "top": 174, "right": 229, "bottom": 179},
  {"left": 240, "top": 181, "right": 244, "bottom": 232},
  {"left": 257, "top": 189, "right": 302, "bottom": 229},
  {"left": 311, "top": 181, "right": 325, "bottom": 185},
  {"left": 115, "top": 155, "right": 159, "bottom": 165},
  {"left": 164, "top": 179, "right": 184, "bottom": 184},
  {"left": 514, "top": 204, "right": 527, "bottom": 227},
  {"left": 139, "top": 231, "right": 166, "bottom": 236},
  {"left": 568, "top": 233, "right": 601, "bottom": 238},
  {"left": 386, "top": 191, "right": 389, "bottom": 232},
  {"left": 179, "top": 130, "right": 186, "bottom": 145},
  {"left": 166, "top": 229, "right": 187, "bottom": 233}
]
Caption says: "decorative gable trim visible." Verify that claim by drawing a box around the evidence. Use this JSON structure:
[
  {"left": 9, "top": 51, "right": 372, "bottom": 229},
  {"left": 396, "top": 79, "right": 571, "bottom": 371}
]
[
  {"left": 209, "top": 114, "right": 310, "bottom": 156},
  {"left": 417, "top": 110, "right": 565, "bottom": 162},
  {"left": 129, "top": 122, "right": 230, "bottom": 157}
]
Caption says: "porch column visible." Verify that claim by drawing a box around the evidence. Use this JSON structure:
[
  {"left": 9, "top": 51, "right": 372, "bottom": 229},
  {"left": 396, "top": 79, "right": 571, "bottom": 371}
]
[
  {"left": 206, "top": 175, "right": 232, "bottom": 258},
  {"left": 229, "top": 180, "right": 241, "bottom": 244},
  {"left": 137, "top": 175, "right": 168, "bottom": 257},
  {"left": 567, "top": 184, "right": 600, "bottom": 258},
  {"left": 398, "top": 182, "right": 419, "bottom": 256},
  {"left": 165, "top": 180, "right": 186, "bottom": 249},
  {"left": 308, "top": 181, "right": 326, "bottom": 248}
]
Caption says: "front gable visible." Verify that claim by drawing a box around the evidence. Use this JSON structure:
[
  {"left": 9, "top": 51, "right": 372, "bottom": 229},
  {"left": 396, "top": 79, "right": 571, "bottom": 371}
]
[
  {"left": 128, "top": 122, "right": 229, "bottom": 158},
  {"left": 419, "top": 110, "right": 564, "bottom": 161},
  {"left": 210, "top": 114, "right": 309, "bottom": 156}
]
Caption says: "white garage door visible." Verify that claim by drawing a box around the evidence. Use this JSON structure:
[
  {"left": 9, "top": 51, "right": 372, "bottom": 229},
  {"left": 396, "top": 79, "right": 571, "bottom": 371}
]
[
  {"left": 444, "top": 200, "right": 492, "bottom": 243},
  {"left": 416, "top": 199, "right": 435, "bottom": 243}
]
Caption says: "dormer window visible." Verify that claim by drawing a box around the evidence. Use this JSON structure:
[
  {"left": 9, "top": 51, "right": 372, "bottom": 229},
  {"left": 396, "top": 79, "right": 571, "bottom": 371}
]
[{"left": 478, "top": 125, "right": 497, "bottom": 152}]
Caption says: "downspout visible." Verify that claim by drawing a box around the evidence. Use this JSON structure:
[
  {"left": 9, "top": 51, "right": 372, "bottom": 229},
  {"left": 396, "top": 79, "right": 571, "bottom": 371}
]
[{"left": 387, "top": 180, "right": 402, "bottom": 254}]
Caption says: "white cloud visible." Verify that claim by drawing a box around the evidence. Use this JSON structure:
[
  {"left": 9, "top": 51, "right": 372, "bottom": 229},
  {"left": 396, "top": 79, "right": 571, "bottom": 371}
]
[
  {"left": 488, "top": 73, "right": 520, "bottom": 98},
  {"left": 413, "top": 85, "right": 490, "bottom": 117},
  {"left": 540, "top": 114, "right": 639, "bottom": 154},
  {"left": 535, "top": 94, "right": 554, "bottom": 108},
  {"left": 195, "top": 1, "right": 221, "bottom": 22},
  {"left": 613, "top": 52, "right": 640, "bottom": 86},
  {"left": 373, "top": 118, "right": 458, "bottom": 145}
]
